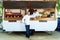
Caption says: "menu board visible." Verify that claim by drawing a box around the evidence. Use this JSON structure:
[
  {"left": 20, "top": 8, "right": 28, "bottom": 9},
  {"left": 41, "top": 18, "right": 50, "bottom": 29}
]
[
  {"left": 31, "top": 1, "right": 56, "bottom": 8},
  {"left": 3, "top": 1, "right": 28, "bottom": 9},
  {"left": 3, "top": 1, "right": 56, "bottom": 8}
]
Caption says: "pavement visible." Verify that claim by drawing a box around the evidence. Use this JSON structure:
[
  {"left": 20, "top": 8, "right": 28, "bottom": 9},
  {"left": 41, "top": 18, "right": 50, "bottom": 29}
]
[{"left": 0, "top": 31, "right": 60, "bottom": 40}]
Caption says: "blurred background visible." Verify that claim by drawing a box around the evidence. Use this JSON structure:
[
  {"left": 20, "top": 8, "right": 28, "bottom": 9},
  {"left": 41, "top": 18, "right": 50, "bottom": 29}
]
[
  {"left": 0, "top": 0, "right": 2, "bottom": 23},
  {"left": 0, "top": 0, "right": 60, "bottom": 40}
]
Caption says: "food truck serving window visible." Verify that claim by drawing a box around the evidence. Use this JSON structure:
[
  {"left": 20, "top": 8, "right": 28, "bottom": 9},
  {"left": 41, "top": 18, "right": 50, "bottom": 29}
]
[{"left": 3, "top": 1, "right": 56, "bottom": 21}]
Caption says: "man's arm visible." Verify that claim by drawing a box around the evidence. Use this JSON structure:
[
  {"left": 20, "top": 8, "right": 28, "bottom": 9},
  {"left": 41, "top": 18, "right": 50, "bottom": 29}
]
[{"left": 22, "top": 16, "right": 25, "bottom": 23}]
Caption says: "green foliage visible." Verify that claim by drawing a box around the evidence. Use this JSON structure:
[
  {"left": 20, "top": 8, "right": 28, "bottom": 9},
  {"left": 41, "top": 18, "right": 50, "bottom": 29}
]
[
  {"left": 57, "top": 6, "right": 60, "bottom": 12},
  {"left": 0, "top": 2, "right": 2, "bottom": 16}
]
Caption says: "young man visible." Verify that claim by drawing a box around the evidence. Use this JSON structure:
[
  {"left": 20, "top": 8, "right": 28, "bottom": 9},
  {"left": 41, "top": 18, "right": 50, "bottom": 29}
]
[{"left": 22, "top": 9, "right": 34, "bottom": 38}]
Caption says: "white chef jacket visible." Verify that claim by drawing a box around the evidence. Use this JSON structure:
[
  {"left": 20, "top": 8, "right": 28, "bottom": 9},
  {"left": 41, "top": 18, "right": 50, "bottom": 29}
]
[{"left": 22, "top": 15, "right": 32, "bottom": 25}]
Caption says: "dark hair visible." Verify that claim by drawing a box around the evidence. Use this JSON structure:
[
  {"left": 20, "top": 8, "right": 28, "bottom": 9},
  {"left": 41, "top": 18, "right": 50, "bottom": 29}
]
[{"left": 28, "top": 9, "right": 34, "bottom": 15}]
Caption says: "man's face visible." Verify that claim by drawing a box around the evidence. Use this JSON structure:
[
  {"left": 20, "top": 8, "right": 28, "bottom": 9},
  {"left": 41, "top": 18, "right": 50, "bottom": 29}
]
[{"left": 28, "top": 12, "right": 30, "bottom": 15}]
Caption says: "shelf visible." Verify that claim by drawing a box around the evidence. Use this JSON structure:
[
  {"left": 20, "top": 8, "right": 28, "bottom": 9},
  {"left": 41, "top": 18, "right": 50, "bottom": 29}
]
[
  {"left": 30, "top": 17, "right": 56, "bottom": 21},
  {"left": 4, "top": 17, "right": 22, "bottom": 20}
]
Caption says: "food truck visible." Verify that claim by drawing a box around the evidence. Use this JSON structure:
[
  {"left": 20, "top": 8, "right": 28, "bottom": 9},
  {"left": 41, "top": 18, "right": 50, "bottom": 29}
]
[{"left": 2, "top": 1, "right": 57, "bottom": 34}]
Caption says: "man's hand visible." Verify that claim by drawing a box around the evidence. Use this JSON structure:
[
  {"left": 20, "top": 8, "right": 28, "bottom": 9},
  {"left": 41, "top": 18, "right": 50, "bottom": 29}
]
[{"left": 34, "top": 18, "right": 36, "bottom": 20}]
